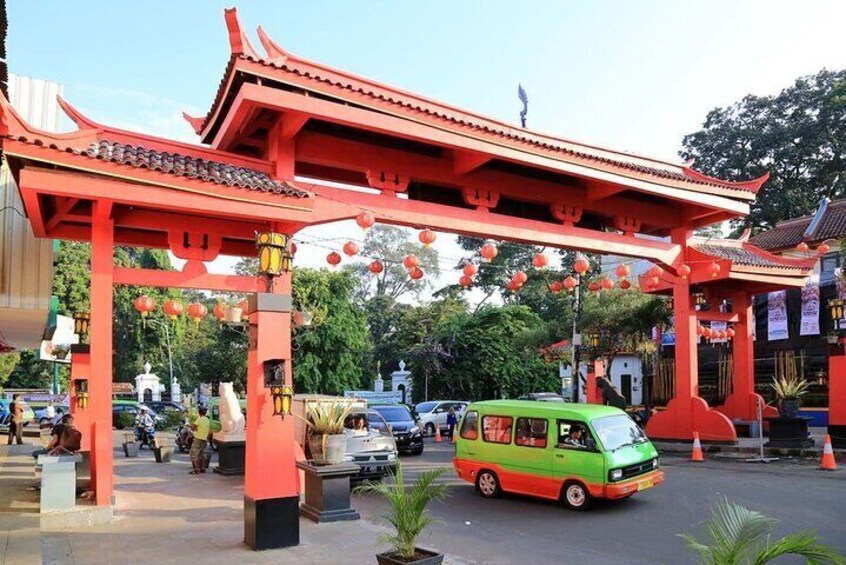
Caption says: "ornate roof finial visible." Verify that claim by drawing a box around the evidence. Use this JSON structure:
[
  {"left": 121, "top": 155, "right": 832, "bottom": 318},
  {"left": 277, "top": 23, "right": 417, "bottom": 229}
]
[
  {"left": 182, "top": 112, "right": 205, "bottom": 134},
  {"left": 256, "top": 25, "right": 290, "bottom": 65},
  {"left": 223, "top": 7, "right": 260, "bottom": 59},
  {"left": 56, "top": 95, "right": 100, "bottom": 131}
]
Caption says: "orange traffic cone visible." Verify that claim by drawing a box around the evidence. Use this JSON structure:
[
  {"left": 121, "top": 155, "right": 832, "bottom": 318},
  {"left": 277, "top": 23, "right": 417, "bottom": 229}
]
[
  {"left": 434, "top": 426, "right": 442, "bottom": 443},
  {"left": 691, "top": 432, "right": 704, "bottom": 462},
  {"left": 820, "top": 435, "right": 837, "bottom": 471}
]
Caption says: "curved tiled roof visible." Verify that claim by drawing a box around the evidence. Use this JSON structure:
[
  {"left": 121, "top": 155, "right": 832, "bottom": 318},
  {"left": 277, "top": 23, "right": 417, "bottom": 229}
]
[
  {"left": 694, "top": 243, "right": 808, "bottom": 270},
  {"left": 750, "top": 199, "right": 846, "bottom": 251},
  {"left": 749, "top": 219, "right": 812, "bottom": 251}
]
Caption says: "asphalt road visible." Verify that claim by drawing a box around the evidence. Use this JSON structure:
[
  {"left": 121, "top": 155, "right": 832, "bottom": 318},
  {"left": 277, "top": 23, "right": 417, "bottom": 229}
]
[{"left": 352, "top": 440, "right": 846, "bottom": 564}]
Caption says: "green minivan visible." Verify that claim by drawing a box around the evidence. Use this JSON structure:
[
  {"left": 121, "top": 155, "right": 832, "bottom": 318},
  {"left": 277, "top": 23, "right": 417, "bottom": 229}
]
[{"left": 454, "top": 400, "right": 664, "bottom": 510}]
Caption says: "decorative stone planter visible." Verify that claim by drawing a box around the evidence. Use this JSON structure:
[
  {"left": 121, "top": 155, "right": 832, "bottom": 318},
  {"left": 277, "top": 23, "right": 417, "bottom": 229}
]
[
  {"left": 212, "top": 438, "right": 245, "bottom": 475},
  {"left": 153, "top": 446, "right": 174, "bottom": 463},
  {"left": 308, "top": 433, "right": 347, "bottom": 465},
  {"left": 123, "top": 441, "right": 139, "bottom": 458},
  {"left": 296, "top": 460, "right": 360, "bottom": 523},
  {"left": 376, "top": 548, "right": 444, "bottom": 565},
  {"left": 765, "top": 416, "right": 814, "bottom": 448}
]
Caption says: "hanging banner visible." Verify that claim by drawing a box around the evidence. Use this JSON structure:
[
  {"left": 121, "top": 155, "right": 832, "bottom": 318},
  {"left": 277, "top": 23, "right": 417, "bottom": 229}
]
[
  {"left": 800, "top": 280, "right": 820, "bottom": 336},
  {"left": 768, "top": 291, "right": 789, "bottom": 341},
  {"left": 661, "top": 315, "right": 675, "bottom": 346}
]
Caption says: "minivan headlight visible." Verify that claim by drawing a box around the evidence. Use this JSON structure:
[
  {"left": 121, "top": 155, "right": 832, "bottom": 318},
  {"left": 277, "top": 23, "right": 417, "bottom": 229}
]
[
  {"left": 652, "top": 458, "right": 659, "bottom": 469},
  {"left": 609, "top": 469, "right": 623, "bottom": 481}
]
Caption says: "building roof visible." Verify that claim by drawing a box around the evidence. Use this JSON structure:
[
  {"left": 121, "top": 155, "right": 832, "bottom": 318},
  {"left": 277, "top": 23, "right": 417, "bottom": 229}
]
[
  {"left": 750, "top": 198, "right": 846, "bottom": 251},
  {"left": 693, "top": 242, "right": 811, "bottom": 270},
  {"left": 190, "top": 8, "right": 767, "bottom": 200}
]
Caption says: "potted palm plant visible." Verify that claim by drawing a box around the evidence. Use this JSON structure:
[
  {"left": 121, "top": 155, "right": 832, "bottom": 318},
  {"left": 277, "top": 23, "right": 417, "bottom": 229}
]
[
  {"left": 771, "top": 375, "right": 810, "bottom": 419},
  {"left": 303, "top": 401, "right": 353, "bottom": 465},
  {"left": 680, "top": 499, "right": 843, "bottom": 564},
  {"left": 356, "top": 465, "right": 449, "bottom": 565}
]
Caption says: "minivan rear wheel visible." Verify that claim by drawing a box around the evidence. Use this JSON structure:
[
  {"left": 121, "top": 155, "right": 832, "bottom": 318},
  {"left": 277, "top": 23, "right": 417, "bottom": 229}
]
[
  {"left": 476, "top": 470, "right": 502, "bottom": 499},
  {"left": 562, "top": 481, "right": 592, "bottom": 511}
]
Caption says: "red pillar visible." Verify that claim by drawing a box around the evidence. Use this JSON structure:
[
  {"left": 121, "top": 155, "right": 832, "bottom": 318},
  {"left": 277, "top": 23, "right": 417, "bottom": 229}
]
[
  {"left": 89, "top": 204, "right": 114, "bottom": 506},
  {"left": 69, "top": 345, "right": 92, "bottom": 452},
  {"left": 243, "top": 272, "right": 299, "bottom": 550},
  {"left": 586, "top": 358, "right": 605, "bottom": 404},
  {"left": 829, "top": 338, "right": 846, "bottom": 448},
  {"left": 716, "top": 291, "right": 778, "bottom": 423},
  {"left": 645, "top": 251, "right": 736, "bottom": 442}
]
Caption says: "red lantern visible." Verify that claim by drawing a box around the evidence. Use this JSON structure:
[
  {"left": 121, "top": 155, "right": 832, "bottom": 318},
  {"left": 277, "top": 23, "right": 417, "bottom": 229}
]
[
  {"left": 513, "top": 271, "right": 528, "bottom": 285},
  {"left": 419, "top": 228, "right": 436, "bottom": 247},
  {"left": 563, "top": 276, "right": 577, "bottom": 291},
  {"left": 615, "top": 264, "right": 630, "bottom": 279},
  {"left": 290, "top": 242, "right": 298, "bottom": 255},
  {"left": 213, "top": 302, "right": 226, "bottom": 320},
  {"left": 506, "top": 280, "right": 520, "bottom": 292},
  {"left": 696, "top": 325, "right": 705, "bottom": 336},
  {"left": 818, "top": 243, "right": 830, "bottom": 255},
  {"left": 619, "top": 279, "right": 632, "bottom": 290},
  {"left": 532, "top": 253, "right": 549, "bottom": 269},
  {"left": 403, "top": 254, "right": 419, "bottom": 270},
  {"left": 707, "top": 262, "right": 721, "bottom": 278},
  {"left": 573, "top": 255, "right": 590, "bottom": 275},
  {"left": 163, "top": 299, "right": 183, "bottom": 321},
  {"left": 187, "top": 302, "right": 208, "bottom": 325},
  {"left": 369, "top": 260, "right": 384, "bottom": 274},
  {"left": 600, "top": 277, "right": 614, "bottom": 291},
  {"left": 238, "top": 300, "right": 249, "bottom": 312},
  {"left": 703, "top": 327, "right": 713, "bottom": 339},
  {"left": 480, "top": 241, "right": 498, "bottom": 262},
  {"left": 588, "top": 281, "right": 600, "bottom": 292},
  {"left": 726, "top": 327, "right": 736, "bottom": 339},
  {"left": 647, "top": 265, "right": 664, "bottom": 279},
  {"left": 409, "top": 267, "right": 424, "bottom": 280},
  {"left": 550, "top": 281, "right": 563, "bottom": 293},
  {"left": 677, "top": 264, "right": 691, "bottom": 279},
  {"left": 459, "top": 275, "right": 473, "bottom": 288},
  {"left": 356, "top": 211, "right": 375, "bottom": 230},
  {"left": 796, "top": 242, "right": 810, "bottom": 253},
  {"left": 463, "top": 263, "right": 478, "bottom": 277},
  {"left": 133, "top": 295, "right": 156, "bottom": 318},
  {"left": 717, "top": 330, "right": 727, "bottom": 340},
  {"left": 343, "top": 241, "right": 359, "bottom": 257},
  {"left": 327, "top": 251, "right": 342, "bottom": 266}
]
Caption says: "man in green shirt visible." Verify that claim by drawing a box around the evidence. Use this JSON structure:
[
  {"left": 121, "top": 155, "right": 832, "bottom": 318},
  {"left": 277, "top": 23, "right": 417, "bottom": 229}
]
[{"left": 189, "top": 406, "right": 211, "bottom": 474}]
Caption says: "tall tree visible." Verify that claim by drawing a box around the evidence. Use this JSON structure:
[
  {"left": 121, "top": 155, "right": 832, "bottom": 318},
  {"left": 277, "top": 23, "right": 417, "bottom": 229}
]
[{"left": 681, "top": 68, "right": 846, "bottom": 232}]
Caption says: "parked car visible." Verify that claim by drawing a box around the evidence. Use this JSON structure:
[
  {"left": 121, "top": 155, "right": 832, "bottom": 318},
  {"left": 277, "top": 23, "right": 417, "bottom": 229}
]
[
  {"left": 35, "top": 402, "right": 70, "bottom": 425},
  {"left": 454, "top": 400, "right": 663, "bottom": 510},
  {"left": 414, "top": 400, "right": 468, "bottom": 436},
  {"left": 371, "top": 404, "right": 424, "bottom": 456},
  {"left": 144, "top": 401, "right": 185, "bottom": 415},
  {"left": 343, "top": 408, "right": 399, "bottom": 481},
  {"left": 518, "top": 392, "right": 567, "bottom": 402},
  {"left": 112, "top": 400, "right": 162, "bottom": 429},
  {"left": 0, "top": 399, "right": 35, "bottom": 427}
]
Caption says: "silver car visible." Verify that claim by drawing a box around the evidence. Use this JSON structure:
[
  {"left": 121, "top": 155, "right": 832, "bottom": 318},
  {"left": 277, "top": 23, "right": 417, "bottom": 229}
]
[
  {"left": 414, "top": 401, "right": 467, "bottom": 437},
  {"left": 343, "top": 409, "right": 398, "bottom": 481}
]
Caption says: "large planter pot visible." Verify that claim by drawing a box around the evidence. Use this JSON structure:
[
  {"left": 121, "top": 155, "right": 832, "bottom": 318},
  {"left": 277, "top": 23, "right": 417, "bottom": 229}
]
[
  {"left": 309, "top": 433, "right": 347, "bottom": 465},
  {"left": 780, "top": 399, "right": 800, "bottom": 419},
  {"left": 123, "top": 441, "right": 139, "bottom": 458},
  {"left": 225, "top": 307, "right": 243, "bottom": 324},
  {"left": 376, "top": 548, "right": 444, "bottom": 565},
  {"left": 154, "top": 446, "right": 174, "bottom": 463}
]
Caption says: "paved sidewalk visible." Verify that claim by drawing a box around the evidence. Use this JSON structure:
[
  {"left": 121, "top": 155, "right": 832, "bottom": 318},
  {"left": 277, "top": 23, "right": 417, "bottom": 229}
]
[{"left": 0, "top": 443, "right": 41, "bottom": 565}]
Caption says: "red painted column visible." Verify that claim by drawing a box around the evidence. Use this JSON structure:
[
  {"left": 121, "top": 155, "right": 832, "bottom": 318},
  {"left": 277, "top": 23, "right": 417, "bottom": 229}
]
[
  {"left": 243, "top": 272, "right": 299, "bottom": 550},
  {"left": 89, "top": 204, "right": 114, "bottom": 507},
  {"left": 68, "top": 345, "right": 92, "bottom": 452},
  {"left": 585, "top": 358, "right": 605, "bottom": 404},
  {"left": 829, "top": 338, "right": 846, "bottom": 448}
]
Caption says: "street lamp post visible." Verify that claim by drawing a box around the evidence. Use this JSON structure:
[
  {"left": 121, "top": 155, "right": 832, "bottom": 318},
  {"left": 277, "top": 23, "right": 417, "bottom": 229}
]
[
  {"left": 145, "top": 318, "right": 175, "bottom": 389},
  {"left": 571, "top": 274, "right": 583, "bottom": 403}
]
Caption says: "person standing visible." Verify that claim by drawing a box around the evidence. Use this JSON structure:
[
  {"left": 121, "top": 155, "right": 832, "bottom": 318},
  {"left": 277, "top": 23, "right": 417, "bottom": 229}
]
[
  {"left": 446, "top": 406, "right": 458, "bottom": 440},
  {"left": 7, "top": 394, "right": 24, "bottom": 445},
  {"left": 189, "top": 406, "right": 211, "bottom": 475}
]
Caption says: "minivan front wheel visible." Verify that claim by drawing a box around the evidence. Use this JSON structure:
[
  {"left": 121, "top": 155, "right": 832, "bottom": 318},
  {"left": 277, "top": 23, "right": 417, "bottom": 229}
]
[
  {"left": 476, "top": 470, "right": 502, "bottom": 499},
  {"left": 424, "top": 423, "right": 436, "bottom": 437},
  {"left": 562, "top": 481, "right": 592, "bottom": 511}
]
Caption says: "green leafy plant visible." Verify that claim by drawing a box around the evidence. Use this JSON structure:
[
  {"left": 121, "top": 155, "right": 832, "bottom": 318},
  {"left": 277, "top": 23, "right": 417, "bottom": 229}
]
[
  {"left": 302, "top": 401, "right": 354, "bottom": 435},
  {"left": 770, "top": 375, "right": 810, "bottom": 401},
  {"left": 680, "top": 499, "right": 844, "bottom": 564},
  {"left": 356, "top": 464, "right": 450, "bottom": 561}
]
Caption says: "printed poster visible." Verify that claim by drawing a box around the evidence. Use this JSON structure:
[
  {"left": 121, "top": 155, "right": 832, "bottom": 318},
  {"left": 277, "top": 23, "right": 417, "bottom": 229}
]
[
  {"left": 661, "top": 315, "right": 675, "bottom": 346},
  {"left": 768, "top": 290, "right": 789, "bottom": 341},
  {"left": 711, "top": 321, "right": 727, "bottom": 344},
  {"left": 800, "top": 280, "right": 820, "bottom": 336}
]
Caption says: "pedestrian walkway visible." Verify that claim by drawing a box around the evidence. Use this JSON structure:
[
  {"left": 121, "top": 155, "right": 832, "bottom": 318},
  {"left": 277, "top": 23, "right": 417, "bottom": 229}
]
[{"left": 0, "top": 444, "right": 42, "bottom": 565}]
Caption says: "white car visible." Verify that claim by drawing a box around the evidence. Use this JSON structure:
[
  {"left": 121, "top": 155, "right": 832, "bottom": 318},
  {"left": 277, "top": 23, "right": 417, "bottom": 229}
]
[{"left": 413, "top": 401, "right": 468, "bottom": 436}]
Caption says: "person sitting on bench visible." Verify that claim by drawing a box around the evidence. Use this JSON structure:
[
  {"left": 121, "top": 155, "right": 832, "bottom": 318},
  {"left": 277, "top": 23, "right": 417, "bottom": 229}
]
[
  {"left": 48, "top": 415, "right": 82, "bottom": 456},
  {"left": 32, "top": 414, "right": 74, "bottom": 459}
]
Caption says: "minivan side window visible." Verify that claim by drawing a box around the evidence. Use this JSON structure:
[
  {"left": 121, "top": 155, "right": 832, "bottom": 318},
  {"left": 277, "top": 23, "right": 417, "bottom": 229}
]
[
  {"left": 482, "top": 415, "right": 513, "bottom": 444},
  {"left": 556, "top": 420, "right": 594, "bottom": 451},
  {"left": 460, "top": 410, "right": 479, "bottom": 440},
  {"left": 515, "top": 417, "right": 548, "bottom": 448}
]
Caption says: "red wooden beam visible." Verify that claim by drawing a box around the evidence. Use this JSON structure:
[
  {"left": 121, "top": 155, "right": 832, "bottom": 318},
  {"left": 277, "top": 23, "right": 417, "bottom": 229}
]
[
  {"left": 45, "top": 197, "right": 79, "bottom": 232},
  {"left": 114, "top": 262, "right": 259, "bottom": 292},
  {"left": 696, "top": 311, "right": 739, "bottom": 323}
]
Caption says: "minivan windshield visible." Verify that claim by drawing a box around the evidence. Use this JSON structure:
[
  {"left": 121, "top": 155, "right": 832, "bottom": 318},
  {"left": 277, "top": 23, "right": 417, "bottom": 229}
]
[
  {"left": 414, "top": 401, "right": 438, "bottom": 414},
  {"left": 592, "top": 414, "right": 647, "bottom": 452},
  {"left": 372, "top": 406, "right": 413, "bottom": 422}
]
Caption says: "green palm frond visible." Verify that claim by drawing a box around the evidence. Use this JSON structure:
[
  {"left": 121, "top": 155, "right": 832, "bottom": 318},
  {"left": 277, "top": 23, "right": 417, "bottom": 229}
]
[
  {"left": 681, "top": 499, "right": 844, "bottom": 565},
  {"left": 298, "top": 401, "right": 353, "bottom": 435},
  {"left": 355, "top": 464, "right": 450, "bottom": 560}
]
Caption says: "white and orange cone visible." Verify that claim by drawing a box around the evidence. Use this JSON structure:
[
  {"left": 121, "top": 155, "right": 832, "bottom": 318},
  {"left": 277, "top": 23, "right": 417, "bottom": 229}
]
[
  {"left": 691, "top": 432, "right": 704, "bottom": 462},
  {"left": 820, "top": 434, "right": 837, "bottom": 471},
  {"left": 434, "top": 426, "right": 442, "bottom": 443}
]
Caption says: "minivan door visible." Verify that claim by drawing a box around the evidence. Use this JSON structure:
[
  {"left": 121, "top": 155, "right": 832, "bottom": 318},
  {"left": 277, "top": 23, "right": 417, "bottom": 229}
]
[
  {"left": 507, "top": 416, "right": 555, "bottom": 498},
  {"left": 552, "top": 420, "right": 606, "bottom": 495}
]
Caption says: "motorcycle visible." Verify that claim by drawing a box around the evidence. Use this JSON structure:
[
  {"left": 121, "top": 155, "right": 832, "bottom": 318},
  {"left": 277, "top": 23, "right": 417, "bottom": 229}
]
[
  {"left": 175, "top": 418, "right": 194, "bottom": 453},
  {"left": 135, "top": 425, "right": 156, "bottom": 449}
]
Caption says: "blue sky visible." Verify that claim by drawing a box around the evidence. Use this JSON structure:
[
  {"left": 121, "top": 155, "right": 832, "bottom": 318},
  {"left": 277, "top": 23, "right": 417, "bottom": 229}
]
[{"left": 9, "top": 1, "right": 846, "bottom": 296}]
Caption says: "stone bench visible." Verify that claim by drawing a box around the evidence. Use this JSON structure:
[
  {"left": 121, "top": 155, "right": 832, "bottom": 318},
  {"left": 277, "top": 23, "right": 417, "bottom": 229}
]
[{"left": 36, "top": 454, "right": 83, "bottom": 513}]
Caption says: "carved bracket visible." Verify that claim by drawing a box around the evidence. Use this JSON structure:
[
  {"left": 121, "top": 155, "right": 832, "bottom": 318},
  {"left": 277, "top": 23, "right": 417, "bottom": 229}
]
[
  {"left": 613, "top": 215, "right": 642, "bottom": 235},
  {"left": 366, "top": 169, "right": 410, "bottom": 196},
  {"left": 462, "top": 187, "right": 500, "bottom": 212},
  {"left": 168, "top": 230, "right": 223, "bottom": 262},
  {"left": 550, "top": 204, "right": 583, "bottom": 226}
]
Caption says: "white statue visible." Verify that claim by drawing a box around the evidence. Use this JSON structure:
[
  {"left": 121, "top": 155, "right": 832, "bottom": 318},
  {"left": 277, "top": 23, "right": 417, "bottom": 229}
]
[{"left": 214, "top": 382, "right": 245, "bottom": 442}]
